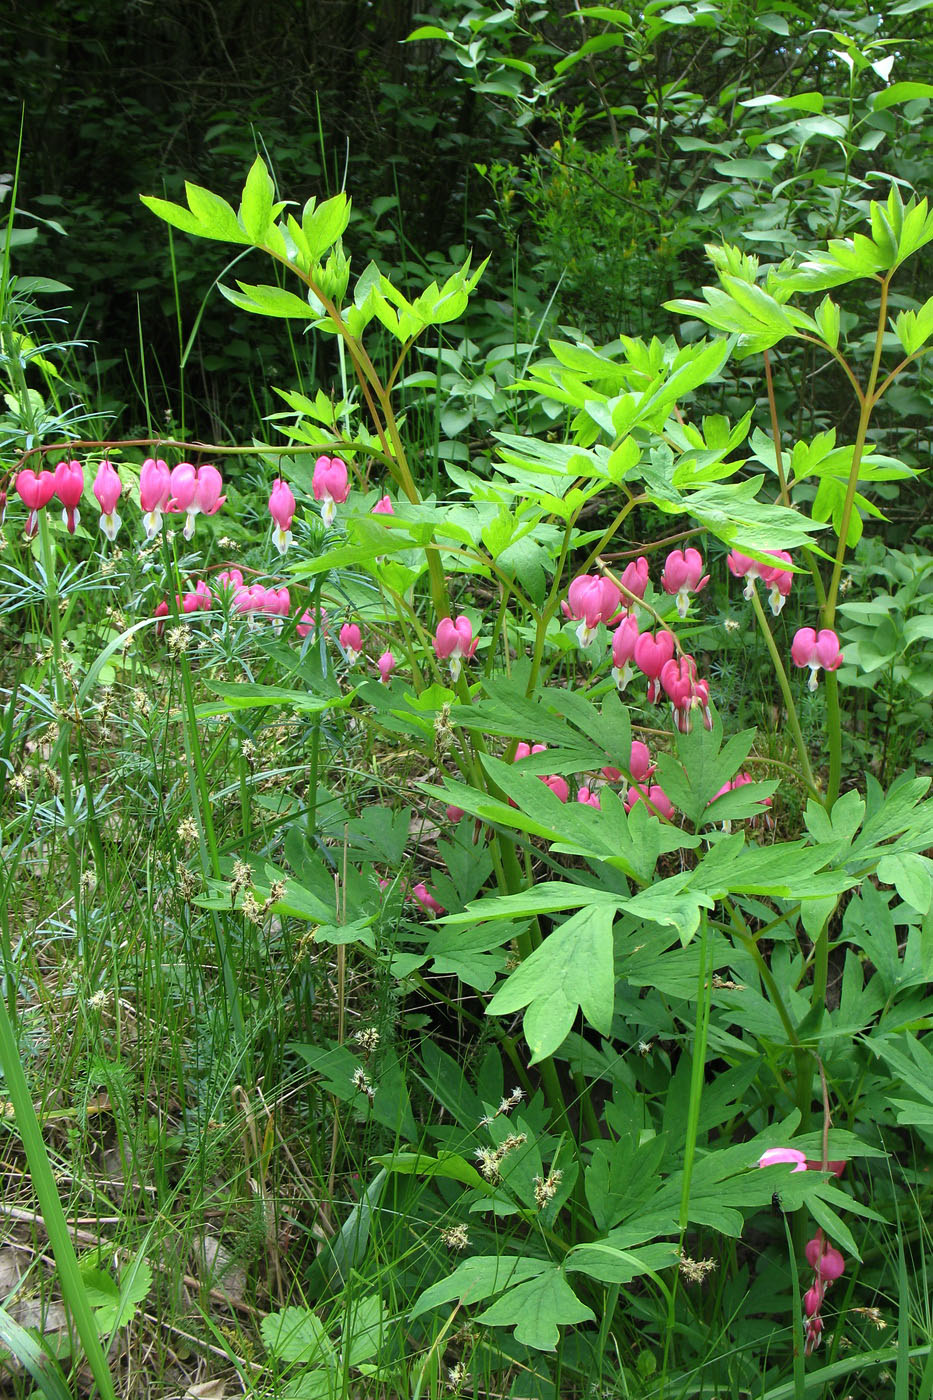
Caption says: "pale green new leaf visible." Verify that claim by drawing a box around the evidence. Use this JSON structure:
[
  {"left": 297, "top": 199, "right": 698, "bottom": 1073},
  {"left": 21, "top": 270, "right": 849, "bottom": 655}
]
[
  {"left": 302, "top": 192, "right": 351, "bottom": 259},
  {"left": 183, "top": 182, "right": 251, "bottom": 242},
  {"left": 895, "top": 296, "right": 933, "bottom": 355},
  {"left": 139, "top": 193, "right": 213, "bottom": 240},
  {"left": 218, "top": 281, "right": 318, "bottom": 320},
  {"left": 873, "top": 81, "right": 933, "bottom": 111},
  {"left": 239, "top": 155, "right": 275, "bottom": 243}
]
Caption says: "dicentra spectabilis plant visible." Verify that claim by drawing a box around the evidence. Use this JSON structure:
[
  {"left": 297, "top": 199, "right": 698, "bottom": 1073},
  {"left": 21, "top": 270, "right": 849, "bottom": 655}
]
[{"left": 7, "top": 163, "right": 930, "bottom": 1387}]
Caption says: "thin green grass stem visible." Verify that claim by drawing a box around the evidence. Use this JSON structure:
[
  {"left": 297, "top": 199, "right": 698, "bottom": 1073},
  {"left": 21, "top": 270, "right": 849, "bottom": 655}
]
[{"left": 0, "top": 993, "right": 117, "bottom": 1400}]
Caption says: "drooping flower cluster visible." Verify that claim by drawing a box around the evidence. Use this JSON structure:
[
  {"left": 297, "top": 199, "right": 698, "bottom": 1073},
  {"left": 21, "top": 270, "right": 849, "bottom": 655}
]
[
  {"left": 757, "top": 1147, "right": 848, "bottom": 1354},
  {"left": 803, "top": 1231, "right": 846, "bottom": 1355},
  {"left": 506, "top": 736, "right": 675, "bottom": 820}
]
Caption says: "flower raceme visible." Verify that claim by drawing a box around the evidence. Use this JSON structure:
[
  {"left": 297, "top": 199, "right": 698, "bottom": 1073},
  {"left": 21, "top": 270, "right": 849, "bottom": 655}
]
[
  {"left": 661, "top": 547, "right": 709, "bottom": 618},
  {"left": 53, "top": 459, "right": 84, "bottom": 534},
  {"left": 433, "top": 615, "right": 478, "bottom": 681},
  {"left": 791, "top": 628, "right": 844, "bottom": 691},
  {"left": 268, "top": 478, "right": 296, "bottom": 556},
  {"left": 139, "top": 458, "right": 171, "bottom": 540},
  {"left": 93, "top": 460, "right": 123, "bottom": 541},
  {"left": 803, "top": 1232, "right": 846, "bottom": 1355},
  {"left": 168, "top": 463, "right": 225, "bottom": 540},
  {"left": 660, "top": 654, "right": 712, "bottom": 734},
  {"left": 566, "top": 574, "right": 622, "bottom": 647},
  {"left": 312, "top": 455, "right": 350, "bottom": 526},
  {"left": 14, "top": 468, "right": 56, "bottom": 537}
]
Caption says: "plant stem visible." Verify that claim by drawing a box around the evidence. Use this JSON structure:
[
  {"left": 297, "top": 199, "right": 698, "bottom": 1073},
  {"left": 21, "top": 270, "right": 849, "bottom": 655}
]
[{"left": 748, "top": 586, "right": 822, "bottom": 803}]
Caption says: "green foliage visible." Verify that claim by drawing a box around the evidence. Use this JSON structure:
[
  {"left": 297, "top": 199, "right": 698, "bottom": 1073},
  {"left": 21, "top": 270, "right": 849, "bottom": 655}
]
[{"left": 6, "top": 33, "right": 933, "bottom": 1392}]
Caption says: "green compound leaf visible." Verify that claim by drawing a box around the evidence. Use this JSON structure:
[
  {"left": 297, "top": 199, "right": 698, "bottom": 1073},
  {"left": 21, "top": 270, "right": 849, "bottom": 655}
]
[
  {"left": 476, "top": 1266, "right": 595, "bottom": 1350},
  {"left": 411, "top": 1256, "right": 594, "bottom": 1351},
  {"left": 486, "top": 905, "right": 615, "bottom": 1062}
]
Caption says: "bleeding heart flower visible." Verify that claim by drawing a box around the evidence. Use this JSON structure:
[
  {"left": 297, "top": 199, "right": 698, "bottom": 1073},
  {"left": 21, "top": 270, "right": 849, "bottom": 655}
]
[
  {"left": 567, "top": 574, "right": 622, "bottom": 647},
  {"left": 760, "top": 550, "right": 794, "bottom": 616},
  {"left": 372, "top": 494, "right": 394, "bottom": 515},
  {"left": 377, "top": 649, "right": 396, "bottom": 684},
  {"left": 791, "top": 627, "right": 844, "bottom": 691},
  {"left": 297, "top": 606, "right": 328, "bottom": 641},
  {"left": 624, "top": 784, "right": 674, "bottom": 820},
  {"left": 312, "top": 455, "right": 350, "bottom": 526},
  {"left": 168, "top": 463, "right": 225, "bottom": 540},
  {"left": 15, "top": 467, "right": 56, "bottom": 536},
  {"left": 577, "top": 785, "right": 600, "bottom": 808},
  {"left": 515, "top": 742, "right": 547, "bottom": 761},
  {"left": 633, "top": 629, "right": 676, "bottom": 701},
  {"left": 139, "top": 458, "right": 171, "bottom": 540},
  {"left": 728, "top": 547, "right": 794, "bottom": 614},
  {"left": 216, "top": 567, "right": 244, "bottom": 592},
  {"left": 412, "top": 882, "right": 445, "bottom": 916},
  {"left": 660, "top": 654, "right": 712, "bottom": 733},
  {"left": 54, "top": 459, "right": 84, "bottom": 534},
  {"left": 661, "top": 547, "right": 709, "bottom": 618},
  {"left": 618, "top": 556, "right": 649, "bottom": 606},
  {"left": 611, "top": 614, "right": 640, "bottom": 690},
  {"left": 602, "top": 739, "right": 654, "bottom": 785},
  {"left": 433, "top": 615, "right": 478, "bottom": 681},
  {"left": 339, "top": 622, "right": 363, "bottom": 663},
  {"left": 758, "top": 1146, "right": 807, "bottom": 1171},
  {"left": 542, "top": 774, "right": 569, "bottom": 802},
  {"left": 268, "top": 478, "right": 296, "bottom": 556},
  {"left": 181, "top": 580, "right": 213, "bottom": 613},
  {"left": 93, "top": 460, "right": 123, "bottom": 541}
]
